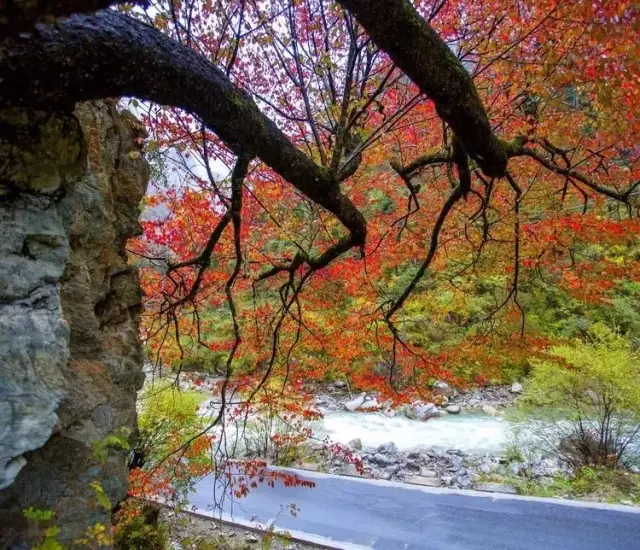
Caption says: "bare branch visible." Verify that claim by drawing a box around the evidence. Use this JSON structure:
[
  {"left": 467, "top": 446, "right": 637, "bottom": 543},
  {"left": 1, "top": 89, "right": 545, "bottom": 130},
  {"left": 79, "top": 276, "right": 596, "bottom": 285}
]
[{"left": 385, "top": 184, "right": 463, "bottom": 320}]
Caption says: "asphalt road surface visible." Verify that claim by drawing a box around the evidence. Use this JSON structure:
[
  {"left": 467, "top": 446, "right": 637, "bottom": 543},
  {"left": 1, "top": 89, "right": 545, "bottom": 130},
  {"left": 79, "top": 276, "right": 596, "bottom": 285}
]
[{"left": 190, "top": 468, "right": 640, "bottom": 550}]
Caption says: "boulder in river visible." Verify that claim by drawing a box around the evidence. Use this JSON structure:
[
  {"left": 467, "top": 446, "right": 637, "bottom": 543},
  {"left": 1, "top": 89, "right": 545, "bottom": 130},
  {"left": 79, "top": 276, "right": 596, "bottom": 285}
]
[
  {"left": 344, "top": 392, "right": 367, "bottom": 412},
  {"left": 348, "top": 438, "right": 363, "bottom": 451},
  {"left": 404, "top": 402, "right": 440, "bottom": 421},
  {"left": 360, "top": 397, "right": 380, "bottom": 410},
  {"left": 445, "top": 405, "right": 461, "bottom": 414}
]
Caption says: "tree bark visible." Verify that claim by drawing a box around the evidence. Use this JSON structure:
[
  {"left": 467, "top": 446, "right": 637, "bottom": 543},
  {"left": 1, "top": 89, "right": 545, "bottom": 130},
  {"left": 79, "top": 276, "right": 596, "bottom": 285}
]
[
  {"left": 337, "top": 0, "right": 508, "bottom": 178},
  {"left": 0, "top": 0, "right": 141, "bottom": 38},
  {"left": 0, "top": 10, "right": 366, "bottom": 246}
]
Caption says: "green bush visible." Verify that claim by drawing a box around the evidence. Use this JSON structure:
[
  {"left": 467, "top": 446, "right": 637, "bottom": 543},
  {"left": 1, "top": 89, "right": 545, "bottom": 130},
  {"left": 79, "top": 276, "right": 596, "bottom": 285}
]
[
  {"left": 515, "top": 325, "right": 640, "bottom": 468},
  {"left": 512, "top": 467, "right": 640, "bottom": 504},
  {"left": 130, "top": 382, "right": 206, "bottom": 470},
  {"left": 114, "top": 505, "right": 168, "bottom": 550}
]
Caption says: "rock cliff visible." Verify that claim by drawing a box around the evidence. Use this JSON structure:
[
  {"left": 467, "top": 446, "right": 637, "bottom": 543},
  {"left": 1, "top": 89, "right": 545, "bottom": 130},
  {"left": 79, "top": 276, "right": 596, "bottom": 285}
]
[{"left": 0, "top": 102, "right": 148, "bottom": 546}]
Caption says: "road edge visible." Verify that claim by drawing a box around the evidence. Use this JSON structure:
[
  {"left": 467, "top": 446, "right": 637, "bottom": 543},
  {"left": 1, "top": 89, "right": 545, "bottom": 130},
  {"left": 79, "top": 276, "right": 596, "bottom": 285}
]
[
  {"left": 278, "top": 466, "right": 640, "bottom": 514},
  {"left": 158, "top": 503, "right": 370, "bottom": 550}
]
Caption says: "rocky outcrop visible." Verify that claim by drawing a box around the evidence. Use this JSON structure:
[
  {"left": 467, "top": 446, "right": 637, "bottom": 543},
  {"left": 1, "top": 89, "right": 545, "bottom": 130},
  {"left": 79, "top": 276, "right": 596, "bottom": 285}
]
[{"left": 0, "top": 102, "right": 148, "bottom": 547}]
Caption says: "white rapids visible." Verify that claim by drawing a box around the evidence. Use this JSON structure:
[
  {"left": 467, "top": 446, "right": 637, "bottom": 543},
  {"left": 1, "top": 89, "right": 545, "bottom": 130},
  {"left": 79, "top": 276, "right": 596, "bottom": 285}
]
[{"left": 317, "top": 411, "right": 509, "bottom": 454}]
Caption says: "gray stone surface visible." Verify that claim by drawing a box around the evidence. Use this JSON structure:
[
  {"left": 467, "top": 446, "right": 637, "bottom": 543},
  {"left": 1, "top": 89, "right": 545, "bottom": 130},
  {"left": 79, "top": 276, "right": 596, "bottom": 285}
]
[
  {"left": 475, "top": 482, "right": 518, "bottom": 494},
  {"left": 0, "top": 103, "right": 149, "bottom": 546},
  {"left": 403, "top": 401, "right": 440, "bottom": 421},
  {"left": 0, "top": 110, "right": 82, "bottom": 489},
  {"left": 371, "top": 453, "right": 395, "bottom": 467},
  {"left": 344, "top": 392, "right": 367, "bottom": 412},
  {"left": 377, "top": 442, "right": 398, "bottom": 454},
  {"left": 404, "top": 475, "right": 440, "bottom": 487}
]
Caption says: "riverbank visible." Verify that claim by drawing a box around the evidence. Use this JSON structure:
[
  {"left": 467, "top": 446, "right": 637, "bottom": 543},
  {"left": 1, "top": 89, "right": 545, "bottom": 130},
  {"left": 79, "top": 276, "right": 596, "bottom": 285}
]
[
  {"left": 141, "top": 369, "right": 540, "bottom": 492},
  {"left": 307, "top": 378, "right": 520, "bottom": 416},
  {"left": 297, "top": 436, "right": 567, "bottom": 492},
  {"left": 139, "top": 368, "right": 640, "bottom": 505}
]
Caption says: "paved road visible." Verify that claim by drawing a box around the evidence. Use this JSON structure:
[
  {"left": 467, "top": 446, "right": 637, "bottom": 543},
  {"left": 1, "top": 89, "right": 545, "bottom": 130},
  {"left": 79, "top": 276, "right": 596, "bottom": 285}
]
[{"left": 190, "top": 469, "right": 640, "bottom": 549}]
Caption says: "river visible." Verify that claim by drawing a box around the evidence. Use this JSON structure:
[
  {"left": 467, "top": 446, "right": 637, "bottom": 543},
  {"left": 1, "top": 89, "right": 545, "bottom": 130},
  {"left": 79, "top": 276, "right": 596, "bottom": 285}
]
[
  {"left": 198, "top": 395, "right": 511, "bottom": 456},
  {"left": 318, "top": 410, "right": 509, "bottom": 454}
]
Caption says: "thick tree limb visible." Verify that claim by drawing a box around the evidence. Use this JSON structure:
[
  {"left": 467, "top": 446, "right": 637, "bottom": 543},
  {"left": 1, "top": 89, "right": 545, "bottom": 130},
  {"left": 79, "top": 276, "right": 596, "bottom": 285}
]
[
  {"left": 0, "top": 10, "right": 366, "bottom": 248},
  {"left": 0, "top": 0, "right": 144, "bottom": 38},
  {"left": 337, "top": 0, "right": 508, "bottom": 178},
  {"left": 452, "top": 134, "right": 471, "bottom": 198}
]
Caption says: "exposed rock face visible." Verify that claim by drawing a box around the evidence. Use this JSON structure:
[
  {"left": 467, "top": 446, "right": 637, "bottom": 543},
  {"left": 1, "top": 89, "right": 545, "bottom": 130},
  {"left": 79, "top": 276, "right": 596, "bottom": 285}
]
[{"left": 0, "top": 102, "right": 148, "bottom": 547}]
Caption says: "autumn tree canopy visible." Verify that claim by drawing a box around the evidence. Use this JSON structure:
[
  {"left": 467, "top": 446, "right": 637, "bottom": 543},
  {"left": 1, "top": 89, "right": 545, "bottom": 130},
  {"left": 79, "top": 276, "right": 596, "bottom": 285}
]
[{"left": 2, "top": 0, "right": 639, "bottom": 474}]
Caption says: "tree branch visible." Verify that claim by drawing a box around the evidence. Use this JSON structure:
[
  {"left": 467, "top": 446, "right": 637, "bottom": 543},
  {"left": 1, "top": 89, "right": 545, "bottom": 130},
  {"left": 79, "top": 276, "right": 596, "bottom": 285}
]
[
  {"left": 337, "top": 0, "right": 508, "bottom": 178},
  {"left": 0, "top": 0, "right": 144, "bottom": 38},
  {"left": 385, "top": 184, "right": 463, "bottom": 320},
  {"left": 0, "top": 9, "right": 367, "bottom": 250},
  {"left": 393, "top": 135, "right": 638, "bottom": 206},
  {"left": 502, "top": 137, "right": 640, "bottom": 203}
]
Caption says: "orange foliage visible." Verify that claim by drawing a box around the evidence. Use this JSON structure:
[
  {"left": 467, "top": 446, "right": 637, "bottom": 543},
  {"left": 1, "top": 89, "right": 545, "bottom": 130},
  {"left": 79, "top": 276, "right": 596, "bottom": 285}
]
[{"left": 126, "top": 0, "right": 639, "bottom": 494}]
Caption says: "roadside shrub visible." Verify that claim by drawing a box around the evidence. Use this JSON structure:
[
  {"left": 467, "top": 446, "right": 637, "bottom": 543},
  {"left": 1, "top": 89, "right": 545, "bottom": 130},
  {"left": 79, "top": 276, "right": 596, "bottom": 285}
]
[
  {"left": 235, "top": 385, "right": 319, "bottom": 466},
  {"left": 132, "top": 382, "right": 207, "bottom": 469},
  {"left": 510, "top": 467, "right": 640, "bottom": 504},
  {"left": 127, "top": 381, "right": 214, "bottom": 506},
  {"left": 240, "top": 405, "right": 313, "bottom": 466},
  {"left": 515, "top": 325, "right": 640, "bottom": 469},
  {"left": 502, "top": 442, "right": 525, "bottom": 463},
  {"left": 114, "top": 504, "right": 168, "bottom": 550}
]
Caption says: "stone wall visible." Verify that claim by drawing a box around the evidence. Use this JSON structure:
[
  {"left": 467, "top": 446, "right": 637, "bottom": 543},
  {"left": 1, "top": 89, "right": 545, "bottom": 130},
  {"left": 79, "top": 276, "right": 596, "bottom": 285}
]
[{"left": 0, "top": 102, "right": 148, "bottom": 547}]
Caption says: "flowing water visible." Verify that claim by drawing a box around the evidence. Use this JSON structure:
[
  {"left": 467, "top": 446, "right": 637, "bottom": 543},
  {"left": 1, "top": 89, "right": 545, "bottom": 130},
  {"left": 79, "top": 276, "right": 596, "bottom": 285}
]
[
  {"left": 198, "top": 396, "right": 512, "bottom": 455},
  {"left": 318, "top": 411, "right": 510, "bottom": 454}
]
